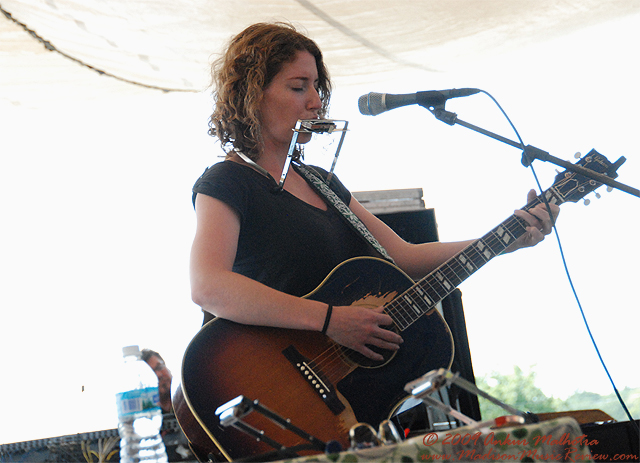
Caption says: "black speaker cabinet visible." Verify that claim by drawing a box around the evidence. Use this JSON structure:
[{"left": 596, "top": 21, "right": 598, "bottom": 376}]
[{"left": 581, "top": 420, "right": 639, "bottom": 461}]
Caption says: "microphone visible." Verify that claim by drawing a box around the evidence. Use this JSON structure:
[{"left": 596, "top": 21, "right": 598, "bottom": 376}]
[{"left": 358, "top": 88, "right": 480, "bottom": 116}]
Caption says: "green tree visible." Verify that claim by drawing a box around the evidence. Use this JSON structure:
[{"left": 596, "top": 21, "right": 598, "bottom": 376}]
[
  {"left": 475, "top": 366, "right": 640, "bottom": 422},
  {"left": 475, "top": 366, "right": 561, "bottom": 419},
  {"left": 562, "top": 387, "right": 640, "bottom": 422}
]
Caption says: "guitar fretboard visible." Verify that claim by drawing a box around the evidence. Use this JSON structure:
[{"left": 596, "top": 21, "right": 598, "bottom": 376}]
[{"left": 386, "top": 196, "right": 548, "bottom": 331}]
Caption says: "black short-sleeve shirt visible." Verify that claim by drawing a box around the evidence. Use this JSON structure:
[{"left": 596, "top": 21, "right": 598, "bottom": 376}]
[{"left": 192, "top": 161, "right": 378, "bottom": 298}]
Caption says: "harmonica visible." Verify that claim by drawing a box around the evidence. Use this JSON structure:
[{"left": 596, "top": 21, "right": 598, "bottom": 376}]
[{"left": 297, "top": 119, "right": 339, "bottom": 134}]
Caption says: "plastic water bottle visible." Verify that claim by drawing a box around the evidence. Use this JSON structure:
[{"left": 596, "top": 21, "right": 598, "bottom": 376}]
[{"left": 115, "top": 345, "right": 168, "bottom": 463}]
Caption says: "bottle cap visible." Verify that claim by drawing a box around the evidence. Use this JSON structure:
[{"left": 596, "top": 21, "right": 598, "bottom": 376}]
[{"left": 122, "top": 345, "right": 140, "bottom": 358}]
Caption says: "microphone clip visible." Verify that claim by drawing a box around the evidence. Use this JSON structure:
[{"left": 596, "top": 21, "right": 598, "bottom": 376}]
[{"left": 415, "top": 91, "right": 448, "bottom": 110}]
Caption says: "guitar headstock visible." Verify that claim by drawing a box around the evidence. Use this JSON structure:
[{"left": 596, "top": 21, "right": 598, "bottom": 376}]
[{"left": 545, "top": 149, "right": 625, "bottom": 206}]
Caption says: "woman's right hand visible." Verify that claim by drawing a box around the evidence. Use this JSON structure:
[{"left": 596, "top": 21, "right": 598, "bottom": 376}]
[{"left": 325, "top": 305, "right": 404, "bottom": 361}]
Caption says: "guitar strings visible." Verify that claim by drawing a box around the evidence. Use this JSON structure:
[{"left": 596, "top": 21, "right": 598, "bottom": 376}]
[{"left": 308, "top": 342, "right": 355, "bottom": 385}]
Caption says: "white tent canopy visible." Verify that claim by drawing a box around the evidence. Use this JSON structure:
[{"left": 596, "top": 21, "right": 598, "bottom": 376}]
[{"left": 3, "top": 0, "right": 640, "bottom": 97}]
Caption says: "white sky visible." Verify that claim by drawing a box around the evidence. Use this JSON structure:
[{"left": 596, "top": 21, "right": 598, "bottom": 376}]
[{"left": 1, "top": 13, "right": 639, "bottom": 445}]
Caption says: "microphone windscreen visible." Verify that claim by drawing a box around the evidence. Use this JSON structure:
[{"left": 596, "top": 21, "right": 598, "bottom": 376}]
[{"left": 358, "top": 93, "right": 385, "bottom": 116}]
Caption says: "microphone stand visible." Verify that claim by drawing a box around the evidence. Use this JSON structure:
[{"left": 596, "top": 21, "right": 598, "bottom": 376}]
[
  {"left": 429, "top": 106, "right": 639, "bottom": 198},
  {"left": 426, "top": 102, "right": 639, "bottom": 436}
]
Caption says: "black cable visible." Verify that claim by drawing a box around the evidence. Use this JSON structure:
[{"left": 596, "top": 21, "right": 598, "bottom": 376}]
[
  {"left": 1, "top": 6, "right": 196, "bottom": 94},
  {"left": 479, "top": 90, "right": 638, "bottom": 431}
]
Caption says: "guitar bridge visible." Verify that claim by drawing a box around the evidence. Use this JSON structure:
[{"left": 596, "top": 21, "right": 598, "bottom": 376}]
[{"left": 282, "top": 346, "right": 345, "bottom": 415}]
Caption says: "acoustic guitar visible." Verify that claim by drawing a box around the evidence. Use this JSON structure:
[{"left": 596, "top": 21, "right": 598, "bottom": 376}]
[{"left": 173, "top": 150, "right": 621, "bottom": 462}]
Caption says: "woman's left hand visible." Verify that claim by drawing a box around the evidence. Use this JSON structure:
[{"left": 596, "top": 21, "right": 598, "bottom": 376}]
[{"left": 506, "top": 189, "right": 560, "bottom": 252}]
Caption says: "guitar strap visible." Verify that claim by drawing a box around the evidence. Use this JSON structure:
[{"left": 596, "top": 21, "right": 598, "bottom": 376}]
[{"left": 294, "top": 162, "right": 396, "bottom": 264}]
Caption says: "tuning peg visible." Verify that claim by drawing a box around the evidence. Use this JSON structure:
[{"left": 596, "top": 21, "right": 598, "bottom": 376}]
[
  {"left": 595, "top": 192, "right": 601, "bottom": 199},
  {"left": 574, "top": 152, "right": 582, "bottom": 159},
  {"left": 607, "top": 186, "right": 614, "bottom": 192},
  {"left": 583, "top": 198, "right": 591, "bottom": 206}
]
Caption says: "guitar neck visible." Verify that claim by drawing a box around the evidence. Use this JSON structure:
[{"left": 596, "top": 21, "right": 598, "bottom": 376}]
[{"left": 387, "top": 195, "right": 549, "bottom": 331}]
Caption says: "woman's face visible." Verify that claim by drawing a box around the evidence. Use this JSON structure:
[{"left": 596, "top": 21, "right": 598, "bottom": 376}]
[{"left": 258, "top": 50, "right": 323, "bottom": 153}]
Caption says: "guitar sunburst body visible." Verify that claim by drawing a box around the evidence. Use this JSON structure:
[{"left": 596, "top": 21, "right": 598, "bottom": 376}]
[{"left": 175, "top": 257, "right": 454, "bottom": 462}]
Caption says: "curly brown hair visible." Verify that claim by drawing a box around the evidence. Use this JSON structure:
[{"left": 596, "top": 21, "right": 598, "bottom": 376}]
[{"left": 208, "top": 22, "right": 332, "bottom": 161}]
